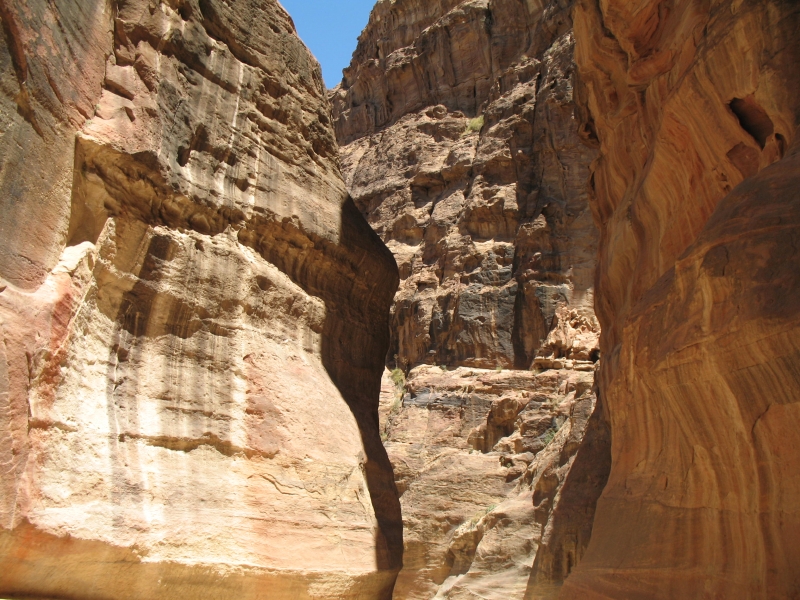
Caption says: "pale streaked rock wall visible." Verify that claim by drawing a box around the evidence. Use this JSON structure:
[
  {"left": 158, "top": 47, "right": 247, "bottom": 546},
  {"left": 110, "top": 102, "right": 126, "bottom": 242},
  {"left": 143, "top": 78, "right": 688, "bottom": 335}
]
[{"left": 0, "top": 1, "right": 401, "bottom": 598}]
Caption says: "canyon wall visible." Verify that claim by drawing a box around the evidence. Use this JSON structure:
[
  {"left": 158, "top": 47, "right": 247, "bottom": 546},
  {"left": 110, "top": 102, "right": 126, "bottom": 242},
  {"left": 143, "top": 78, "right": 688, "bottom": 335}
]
[
  {"left": 563, "top": 0, "right": 800, "bottom": 598},
  {"left": 332, "top": 0, "right": 600, "bottom": 374},
  {"left": 0, "top": 1, "right": 401, "bottom": 598},
  {"left": 332, "top": 1, "right": 610, "bottom": 597},
  {"left": 4, "top": 0, "right": 797, "bottom": 598}
]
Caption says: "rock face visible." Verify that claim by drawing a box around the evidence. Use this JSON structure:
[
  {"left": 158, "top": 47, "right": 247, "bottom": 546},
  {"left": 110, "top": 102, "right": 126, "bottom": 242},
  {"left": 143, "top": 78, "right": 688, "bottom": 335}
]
[
  {"left": 376, "top": 365, "right": 610, "bottom": 600},
  {"left": 0, "top": 1, "right": 401, "bottom": 598},
  {"left": 332, "top": 0, "right": 599, "bottom": 373},
  {"left": 5, "top": 1, "right": 794, "bottom": 598},
  {"left": 562, "top": 0, "right": 800, "bottom": 598},
  {"left": 332, "top": 0, "right": 609, "bottom": 597}
]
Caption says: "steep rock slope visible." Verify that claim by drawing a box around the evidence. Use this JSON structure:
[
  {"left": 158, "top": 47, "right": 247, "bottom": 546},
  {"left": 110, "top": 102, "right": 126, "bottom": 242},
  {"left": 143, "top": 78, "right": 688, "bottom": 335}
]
[
  {"left": 0, "top": 1, "right": 401, "bottom": 598},
  {"left": 332, "top": 0, "right": 599, "bottom": 373},
  {"left": 332, "top": 1, "right": 609, "bottom": 598},
  {"left": 563, "top": 0, "right": 800, "bottom": 598}
]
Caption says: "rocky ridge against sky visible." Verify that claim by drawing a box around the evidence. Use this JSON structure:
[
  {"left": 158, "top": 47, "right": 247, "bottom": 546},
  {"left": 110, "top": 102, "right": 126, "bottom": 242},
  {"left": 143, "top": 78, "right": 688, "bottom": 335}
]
[{"left": 332, "top": 0, "right": 609, "bottom": 597}]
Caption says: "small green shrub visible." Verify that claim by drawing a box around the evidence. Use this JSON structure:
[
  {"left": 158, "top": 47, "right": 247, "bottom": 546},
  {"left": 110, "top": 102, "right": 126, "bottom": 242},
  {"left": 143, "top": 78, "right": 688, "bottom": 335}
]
[
  {"left": 467, "top": 503, "right": 498, "bottom": 527},
  {"left": 465, "top": 115, "right": 484, "bottom": 133},
  {"left": 390, "top": 368, "right": 405, "bottom": 388},
  {"left": 542, "top": 428, "right": 557, "bottom": 446},
  {"left": 390, "top": 368, "right": 407, "bottom": 401}
]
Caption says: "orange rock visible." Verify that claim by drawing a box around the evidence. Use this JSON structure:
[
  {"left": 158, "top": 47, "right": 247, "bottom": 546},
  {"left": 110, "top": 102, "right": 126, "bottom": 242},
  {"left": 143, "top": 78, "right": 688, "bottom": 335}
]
[{"left": 564, "top": 0, "right": 800, "bottom": 597}]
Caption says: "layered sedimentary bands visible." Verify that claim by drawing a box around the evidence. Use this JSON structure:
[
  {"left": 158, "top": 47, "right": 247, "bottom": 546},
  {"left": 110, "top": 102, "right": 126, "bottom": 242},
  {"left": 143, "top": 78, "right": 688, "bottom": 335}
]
[
  {"left": 562, "top": 1, "right": 800, "bottom": 598},
  {"left": 0, "top": 1, "right": 401, "bottom": 598},
  {"left": 2, "top": 0, "right": 800, "bottom": 599},
  {"left": 332, "top": 1, "right": 610, "bottom": 598},
  {"left": 333, "top": 0, "right": 800, "bottom": 597}
]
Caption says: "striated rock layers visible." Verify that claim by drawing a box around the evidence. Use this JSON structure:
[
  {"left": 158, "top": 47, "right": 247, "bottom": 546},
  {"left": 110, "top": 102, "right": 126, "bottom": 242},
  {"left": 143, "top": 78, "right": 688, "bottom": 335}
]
[
  {"left": 332, "top": 1, "right": 610, "bottom": 598},
  {"left": 563, "top": 0, "right": 800, "bottom": 598},
  {"left": 332, "top": 0, "right": 599, "bottom": 373},
  {"left": 0, "top": 1, "right": 401, "bottom": 598},
  {"left": 375, "top": 364, "right": 610, "bottom": 600}
]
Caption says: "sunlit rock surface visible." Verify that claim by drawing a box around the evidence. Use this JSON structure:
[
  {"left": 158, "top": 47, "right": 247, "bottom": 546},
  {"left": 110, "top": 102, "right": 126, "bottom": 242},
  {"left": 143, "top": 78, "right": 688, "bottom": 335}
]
[
  {"left": 332, "top": 0, "right": 599, "bottom": 374},
  {"left": 332, "top": 0, "right": 610, "bottom": 597},
  {"left": 563, "top": 0, "right": 800, "bottom": 597},
  {"left": 376, "top": 364, "right": 609, "bottom": 600},
  {"left": 0, "top": 0, "right": 401, "bottom": 598},
  {"left": 4, "top": 0, "right": 796, "bottom": 597}
]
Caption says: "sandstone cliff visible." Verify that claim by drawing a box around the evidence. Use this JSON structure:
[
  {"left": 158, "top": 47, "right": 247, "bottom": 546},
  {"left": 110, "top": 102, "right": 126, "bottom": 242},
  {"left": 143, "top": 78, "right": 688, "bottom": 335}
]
[
  {"left": 332, "top": 1, "right": 609, "bottom": 597},
  {"left": 562, "top": 0, "right": 800, "bottom": 598},
  {"left": 0, "top": 1, "right": 401, "bottom": 598},
  {"left": 5, "top": 0, "right": 798, "bottom": 598},
  {"left": 375, "top": 364, "right": 610, "bottom": 600},
  {"left": 332, "top": 0, "right": 599, "bottom": 373}
]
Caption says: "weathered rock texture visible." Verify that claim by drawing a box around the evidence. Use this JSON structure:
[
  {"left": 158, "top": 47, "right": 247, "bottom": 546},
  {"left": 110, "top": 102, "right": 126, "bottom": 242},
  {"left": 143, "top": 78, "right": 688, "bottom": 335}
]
[
  {"left": 332, "top": 0, "right": 599, "bottom": 373},
  {"left": 562, "top": 0, "right": 800, "bottom": 598},
  {"left": 0, "top": 1, "right": 401, "bottom": 598},
  {"left": 377, "top": 364, "right": 610, "bottom": 599},
  {"left": 332, "top": 0, "right": 610, "bottom": 597}
]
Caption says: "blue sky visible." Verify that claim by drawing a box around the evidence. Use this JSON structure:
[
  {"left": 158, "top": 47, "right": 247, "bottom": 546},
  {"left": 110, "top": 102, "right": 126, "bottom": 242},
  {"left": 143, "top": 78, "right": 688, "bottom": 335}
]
[{"left": 280, "top": 0, "right": 376, "bottom": 89}]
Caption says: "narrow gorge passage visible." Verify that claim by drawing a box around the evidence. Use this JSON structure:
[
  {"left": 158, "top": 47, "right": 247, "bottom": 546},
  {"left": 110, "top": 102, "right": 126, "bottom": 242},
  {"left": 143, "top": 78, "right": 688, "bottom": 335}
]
[
  {"left": 321, "top": 0, "right": 800, "bottom": 597},
  {"left": 0, "top": 0, "right": 798, "bottom": 599},
  {"left": 330, "top": 1, "right": 611, "bottom": 597}
]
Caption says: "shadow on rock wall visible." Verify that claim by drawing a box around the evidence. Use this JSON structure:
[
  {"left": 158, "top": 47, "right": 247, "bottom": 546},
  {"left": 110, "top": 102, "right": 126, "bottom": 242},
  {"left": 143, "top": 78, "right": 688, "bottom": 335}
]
[{"left": 321, "top": 196, "right": 404, "bottom": 573}]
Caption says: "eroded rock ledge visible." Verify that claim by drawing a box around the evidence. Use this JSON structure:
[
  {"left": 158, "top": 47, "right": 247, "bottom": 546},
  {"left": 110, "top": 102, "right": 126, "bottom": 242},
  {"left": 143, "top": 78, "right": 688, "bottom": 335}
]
[{"left": 0, "top": 1, "right": 400, "bottom": 598}]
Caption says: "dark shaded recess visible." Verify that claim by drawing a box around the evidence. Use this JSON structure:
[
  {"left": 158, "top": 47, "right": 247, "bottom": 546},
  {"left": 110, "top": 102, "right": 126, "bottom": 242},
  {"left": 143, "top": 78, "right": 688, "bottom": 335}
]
[
  {"left": 116, "top": 237, "right": 162, "bottom": 337},
  {"left": 112, "top": 234, "right": 204, "bottom": 340},
  {"left": 0, "top": 0, "right": 27, "bottom": 85},
  {"left": 511, "top": 292, "right": 530, "bottom": 370},
  {"left": 729, "top": 96, "right": 774, "bottom": 149},
  {"left": 320, "top": 197, "right": 404, "bottom": 576},
  {"left": 0, "top": 0, "right": 42, "bottom": 137},
  {"left": 573, "top": 65, "right": 600, "bottom": 148},
  {"left": 524, "top": 391, "right": 612, "bottom": 597}
]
